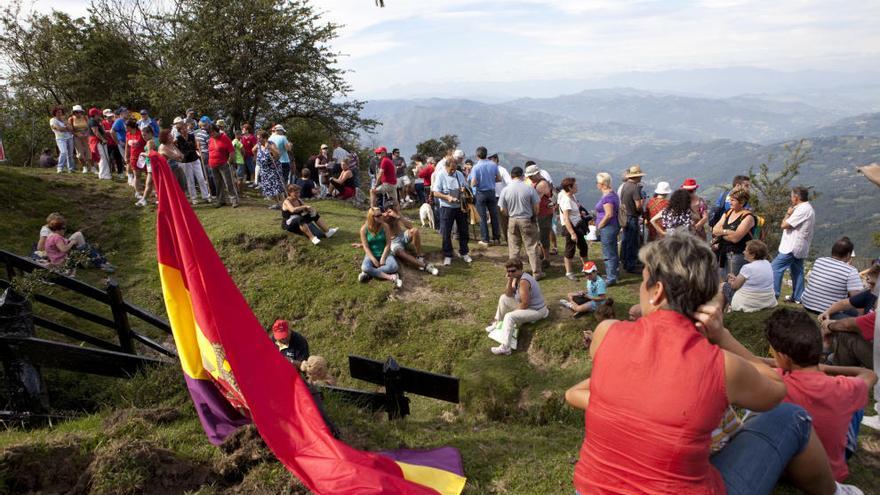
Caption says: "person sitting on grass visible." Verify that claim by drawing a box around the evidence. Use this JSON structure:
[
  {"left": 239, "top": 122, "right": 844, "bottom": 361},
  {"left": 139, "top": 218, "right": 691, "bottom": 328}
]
[
  {"left": 382, "top": 209, "right": 439, "bottom": 276},
  {"left": 565, "top": 232, "right": 864, "bottom": 495},
  {"left": 271, "top": 319, "right": 310, "bottom": 367},
  {"left": 294, "top": 167, "right": 319, "bottom": 199},
  {"left": 560, "top": 261, "right": 607, "bottom": 318},
  {"left": 801, "top": 237, "right": 863, "bottom": 315},
  {"left": 763, "top": 308, "right": 877, "bottom": 483},
  {"left": 358, "top": 207, "right": 403, "bottom": 288},
  {"left": 281, "top": 184, "right": 337, "bottom": 245},
  {"left": 819, "top": 264, "right": 878, "bottom": 322},
  {"left": 328, "top": 157, "right": 357, "bottom": 200},
  {"left": 40, "top": 214, "right": 115, "bottom": 273},
  {"left": 485, "top": 259, "right": 548, "bottom": 356},
  {"left": 821, "top": 310, "right": 876, "bottom": 369},
  {"left": 722, "top": 239, "right": 778, "bottom": 313}
]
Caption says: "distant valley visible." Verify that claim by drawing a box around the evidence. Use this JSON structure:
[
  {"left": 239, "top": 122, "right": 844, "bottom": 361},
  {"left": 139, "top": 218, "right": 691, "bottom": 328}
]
[{"left": 360, "top": 89, "right": 880, "bottom": 257}]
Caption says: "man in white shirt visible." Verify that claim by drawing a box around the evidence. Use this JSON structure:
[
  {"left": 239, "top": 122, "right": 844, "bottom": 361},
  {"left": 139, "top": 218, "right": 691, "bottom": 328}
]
[
  {"left": 331, "top": 139, "right": 349, "bottom": 165},
  {"left": 771, "top": 186, "right": 816, "bottom": 302}
]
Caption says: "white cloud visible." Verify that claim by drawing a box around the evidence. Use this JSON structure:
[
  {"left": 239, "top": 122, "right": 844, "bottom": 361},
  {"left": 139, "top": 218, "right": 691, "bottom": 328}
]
[{"left": 21, "top": 0, "right": 880, "bottom": 97}]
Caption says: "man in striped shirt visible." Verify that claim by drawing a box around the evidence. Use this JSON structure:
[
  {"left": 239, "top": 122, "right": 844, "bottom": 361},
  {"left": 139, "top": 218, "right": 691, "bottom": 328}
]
[{"left": 801, "top": 237, "right": 864, "bottom": 316}]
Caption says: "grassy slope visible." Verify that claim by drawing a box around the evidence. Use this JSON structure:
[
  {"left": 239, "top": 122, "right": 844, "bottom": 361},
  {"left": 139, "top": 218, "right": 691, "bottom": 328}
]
[{"left": 0, "top": 167, "right": 877, "bottom": 494}]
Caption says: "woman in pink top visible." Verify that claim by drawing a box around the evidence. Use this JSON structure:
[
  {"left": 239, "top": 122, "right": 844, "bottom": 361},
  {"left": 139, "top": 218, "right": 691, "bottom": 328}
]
[{"left": 566, "top": 232, "right": 860, "bottom": 495}]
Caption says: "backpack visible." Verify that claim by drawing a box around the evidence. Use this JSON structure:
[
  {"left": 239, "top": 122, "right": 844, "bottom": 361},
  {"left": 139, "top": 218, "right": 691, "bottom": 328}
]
[{"left": 708, "top": 189, "right": 729, "bottom": 228}]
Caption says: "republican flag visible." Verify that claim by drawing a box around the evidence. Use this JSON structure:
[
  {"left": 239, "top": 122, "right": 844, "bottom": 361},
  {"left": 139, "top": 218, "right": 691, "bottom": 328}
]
[{"left": 150, "top": 151, "right": 465, "bottom": 495}]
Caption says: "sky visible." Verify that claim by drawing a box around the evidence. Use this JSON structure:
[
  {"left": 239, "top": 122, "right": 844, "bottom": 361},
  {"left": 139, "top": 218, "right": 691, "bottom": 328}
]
[{"left": 30, "top": 0, "right": 880, "bottom": 99}]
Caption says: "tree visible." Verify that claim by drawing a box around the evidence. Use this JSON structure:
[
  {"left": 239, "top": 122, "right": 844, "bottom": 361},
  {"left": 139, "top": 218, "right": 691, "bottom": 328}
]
[
  {"left": 415, "top": 134, "right": 459, "bottom": 160},
  {"left": 0, "top": 0, "right": 377, "bottom": 165},
  {"left": 748, "top": 139, "right": 812, "bottom": 251},
  {"left": 90, "top": 0, "right": 376, "bottom": 136}
]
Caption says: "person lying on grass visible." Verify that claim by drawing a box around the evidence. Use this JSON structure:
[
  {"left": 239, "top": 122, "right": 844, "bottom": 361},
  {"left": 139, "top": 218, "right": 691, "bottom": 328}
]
[
  {"left": 281, "top": 184, "right": 337, "bottom": 245},
  {"left": 565, "top": 232, "right": 864, "bottom": 495},
  {"left": 762, "top": 308, "right": 877, "bottom": 482},
  {"left": 560, "top": 261, "right": 606, "bottom": 317}
]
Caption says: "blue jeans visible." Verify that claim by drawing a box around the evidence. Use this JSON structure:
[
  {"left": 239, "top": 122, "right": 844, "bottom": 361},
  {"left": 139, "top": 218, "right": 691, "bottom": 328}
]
[
  {"left": 620, "top": 216, "right": 640, "bottom": 271},
  {"left": 710, "top": 403, "right": 812, "bottom": 495},
  {"left": 414, "top": 183, "right": 426, "bottom": 204},
  {"left": 440, "top": 206, "right": 469, "bottom": 257},
  {"left": 245, "top": 155, "right": 255, "bottom": 181},
  {"left": 55, "top": 137, "right": 75, "bottom": 171},
  {"left": 475, "top": 190, "right": 501, "bottom": 242},
  {"left": 599, "top": 224, "right": 619, "bottom": 283},
  {"left": 771, "top": 252, "right": 805, "bottom": 301},
  {"left": 361, "top": 254, "right": 398, "bottom": 278}
]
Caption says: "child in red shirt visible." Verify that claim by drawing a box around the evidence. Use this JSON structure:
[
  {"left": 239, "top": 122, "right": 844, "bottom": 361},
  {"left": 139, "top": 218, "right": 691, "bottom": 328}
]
[{"left": 764, "top": 308, "right": 877, "bottom": 481}]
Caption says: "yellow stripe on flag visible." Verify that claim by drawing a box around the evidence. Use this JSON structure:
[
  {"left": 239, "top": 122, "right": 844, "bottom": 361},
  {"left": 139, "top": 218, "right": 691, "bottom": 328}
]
[
  {"left": 395, "top": 461, "right": 467, "bottom": 495},
  {"left": 158, "top": 263, "right": 212, "bottom": 381}
]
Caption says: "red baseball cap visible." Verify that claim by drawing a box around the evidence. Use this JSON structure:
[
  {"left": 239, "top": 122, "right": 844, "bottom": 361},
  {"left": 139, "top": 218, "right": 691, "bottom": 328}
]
[
  {"left": 582, "top": 261, "right": 597, "bottom": 273},
  {"left": 272, "top": 320, "right": 289, "bottom": 340},
  {"left": 374, "top": 146, "right": 387, "bottom": 154},
  {"left": 681, "top": 178, "right": 699, "bottom": 190}
]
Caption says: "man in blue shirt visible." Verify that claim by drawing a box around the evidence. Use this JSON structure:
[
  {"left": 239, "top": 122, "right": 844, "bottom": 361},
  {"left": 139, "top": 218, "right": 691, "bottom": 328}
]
[
  {"left": 137, "top": 108, "right": 160, "bottom": 137},
  {"left": 111, "top": 108, "right": 129, "bottom": 170},
  {"left": 468, "top": 146, "right": 501, "bottom": 246},
  {"left": 432, "top": 157, "right": 473, "bottom": 266}
]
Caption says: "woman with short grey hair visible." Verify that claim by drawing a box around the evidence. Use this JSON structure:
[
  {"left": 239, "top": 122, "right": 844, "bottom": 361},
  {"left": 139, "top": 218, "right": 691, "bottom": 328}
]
[
  {"left": 594, "top": 172, "right": 620, "bottom": 285},
  {"left": 566, "top": 232, "right": 853, "bottom": 495}
]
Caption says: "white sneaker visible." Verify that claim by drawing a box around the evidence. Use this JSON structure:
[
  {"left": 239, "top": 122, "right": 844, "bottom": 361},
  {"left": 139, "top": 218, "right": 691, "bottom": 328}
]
[
  {"left": 491, "top": 344, "right": 511, "bottom": 356},
  {"left": 835, "top": 482, "right": 864, "bottom": 495},
  {"left": 57, "top": 169, "right": 63, "bottom": 174},
  {"left": 461, "top": 254, "right": 473, "bottom": 263},
  {"left": 135, "top": 198, "right": 147, "bottom": 207},
  {"left": 443, "top": 257, "right": 452, "bottom": 266},
  {"left": 426, "top": 263, "right": 439, "bottom": 276},
  {"left": 311, "top": 237, "right": 321, "bottom": 245},
  {"left": 478, "top": 240, "right": 489, "bottom": 247},
  {"left": 861, "top": 414, "right": 880, "bottom": 431},
  {"left": 326, "top": 227, "right": 338, "bottom": 238},
  {"left": 485, "top": 322, "right": 498, "bottom": 333},
  {"left": 358, "top": 271, "right": 369, "bottom": 283},
  {"left": 393, "top": 274, "right": 403, "bottom": 289},
  {"left": 82, "top": 167, "right": 89, "bottom": 174}
]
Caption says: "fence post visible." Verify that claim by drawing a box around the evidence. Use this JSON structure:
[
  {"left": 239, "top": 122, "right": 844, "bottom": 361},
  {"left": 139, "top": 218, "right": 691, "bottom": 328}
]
[
  {"left": 382, "top": 356, "right": 410, "bottom": 420},
  {"left": 106, "top": 279, "right": 135, "bottom": 355}
]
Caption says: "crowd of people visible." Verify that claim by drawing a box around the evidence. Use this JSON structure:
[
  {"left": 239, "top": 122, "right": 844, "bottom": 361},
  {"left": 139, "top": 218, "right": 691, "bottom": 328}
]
[
  {"left": 46, "top": 105, "right": 358, "bottom": 212},
  {"left": 41, "top": 106, "right": 880, "bottom": 492}
]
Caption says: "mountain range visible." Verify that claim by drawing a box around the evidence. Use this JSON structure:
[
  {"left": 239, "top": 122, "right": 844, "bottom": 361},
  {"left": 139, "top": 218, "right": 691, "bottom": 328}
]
[{"left": 360, "top": 89, "right": 880, "bottom": 257}]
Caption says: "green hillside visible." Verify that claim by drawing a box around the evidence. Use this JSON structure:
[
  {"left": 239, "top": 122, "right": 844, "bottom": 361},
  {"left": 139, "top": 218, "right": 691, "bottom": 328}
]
[{"left": 0, "top": 168, "right": 878, "bottom": 494}]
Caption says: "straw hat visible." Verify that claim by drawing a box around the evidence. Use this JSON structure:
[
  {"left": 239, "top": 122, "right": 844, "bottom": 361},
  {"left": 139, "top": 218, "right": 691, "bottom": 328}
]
[{"left": 624, "top": 164, "right": 645, "bottom": 178}]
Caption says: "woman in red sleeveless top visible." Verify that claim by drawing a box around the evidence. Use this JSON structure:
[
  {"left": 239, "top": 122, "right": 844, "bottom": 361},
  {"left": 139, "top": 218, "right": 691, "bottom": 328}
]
[{"left": 566, "top": 233, "right": 854, "bottom": 495}]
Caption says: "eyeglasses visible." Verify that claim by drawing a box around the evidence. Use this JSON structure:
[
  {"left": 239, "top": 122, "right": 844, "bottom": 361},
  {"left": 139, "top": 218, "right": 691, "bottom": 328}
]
[{"left": 506, "top": 269, "right": 518, "bottom": 273}]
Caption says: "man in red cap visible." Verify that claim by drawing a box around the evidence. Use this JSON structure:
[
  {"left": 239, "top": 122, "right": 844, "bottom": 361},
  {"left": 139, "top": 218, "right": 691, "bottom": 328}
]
[
  {"left": 370, "top": 147, "right": 399, "bottom": 210},
  {"left": 272, "top": 319, "right": 310, "bottom": 367}
]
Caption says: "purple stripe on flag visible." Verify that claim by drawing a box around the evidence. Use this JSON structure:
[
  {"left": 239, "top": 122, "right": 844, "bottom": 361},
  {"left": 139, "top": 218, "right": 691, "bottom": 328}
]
[
  {"left": 184, "top": 374, "right": 251, "bottom": 445},
  {"left": 379, "top": 447, "right": 464, "bottom": 476}
]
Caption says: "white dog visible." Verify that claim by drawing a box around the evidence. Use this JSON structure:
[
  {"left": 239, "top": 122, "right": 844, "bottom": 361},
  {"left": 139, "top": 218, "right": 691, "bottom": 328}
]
[{"left": 419, "top": 203, "right": 435, "bottom": 230}]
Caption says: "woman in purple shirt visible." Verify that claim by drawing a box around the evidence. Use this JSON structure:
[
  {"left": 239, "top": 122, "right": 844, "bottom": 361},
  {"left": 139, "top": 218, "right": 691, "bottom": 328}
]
[{"left": 595, "top": 172, "right": 620, "bottom": 284}]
